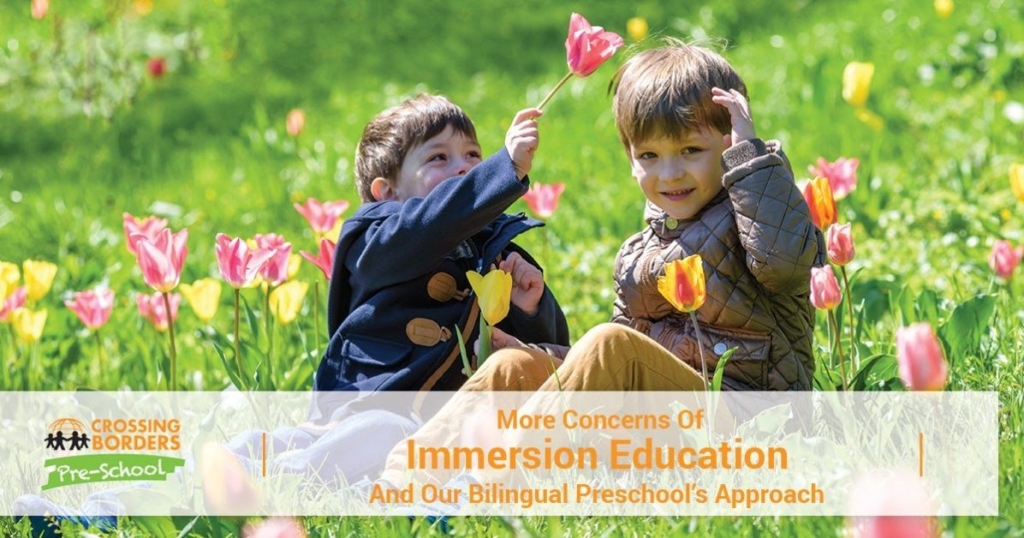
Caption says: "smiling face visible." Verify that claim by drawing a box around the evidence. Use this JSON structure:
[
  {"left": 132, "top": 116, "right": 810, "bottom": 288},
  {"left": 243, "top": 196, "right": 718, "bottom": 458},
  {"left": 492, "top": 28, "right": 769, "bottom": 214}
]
[
  {"left": 629, "top": 129, "right": 731, "bottom": 220},
  {"left": 372, "top": 125, "right": 483, "bottom": 202}
]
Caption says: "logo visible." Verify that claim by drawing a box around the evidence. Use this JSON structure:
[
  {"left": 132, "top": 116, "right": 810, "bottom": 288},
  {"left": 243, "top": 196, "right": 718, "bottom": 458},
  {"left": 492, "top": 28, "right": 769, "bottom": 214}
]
[
  {"left": 42, "top": 416, "right": 186, "bottom": 490},
  {"left": 45, "top": 418, "right": 90, "bottom": 451}
]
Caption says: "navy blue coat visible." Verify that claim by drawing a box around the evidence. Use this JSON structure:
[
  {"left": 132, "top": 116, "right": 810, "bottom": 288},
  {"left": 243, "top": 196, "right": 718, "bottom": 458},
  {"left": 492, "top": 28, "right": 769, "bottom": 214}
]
[{"left": 316, "top": 149, "right": 570, "bottom": 393}]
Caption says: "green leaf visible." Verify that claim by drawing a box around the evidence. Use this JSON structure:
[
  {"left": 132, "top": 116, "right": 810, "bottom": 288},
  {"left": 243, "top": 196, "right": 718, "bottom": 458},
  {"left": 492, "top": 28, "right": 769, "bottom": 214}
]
[
  {"left": 914, "top": 288, "right": 940, "bottom": 327},
  {"left": 850, "top": 353, "right": 899, "bottom": 390},
  {"left": 212, "top": 340, "right": 248, "bottom": 390},
  {"left": 711, "top": 347, "right": 736, "bottom": 391},
  {"left": 938, "top": 294, "right": 997, "bottom": 365},
  {"left": 455, "top": 324, "right": 473, "bottom": 377},
  {"left": 126, "top": 516, "right": 178, "bottom": 538},
  {"left": 241, "top": 294, "right": 260, "bottom": 342}
]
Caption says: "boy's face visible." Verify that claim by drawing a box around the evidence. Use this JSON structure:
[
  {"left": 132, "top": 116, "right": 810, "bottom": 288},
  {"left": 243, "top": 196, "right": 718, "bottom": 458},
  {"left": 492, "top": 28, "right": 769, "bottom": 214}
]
[
  {"left": 628, "top": 128, "right": 731, "bottom": 221},
  {"left": 385, "top": 125, "right": 482, "bottom": 201}
]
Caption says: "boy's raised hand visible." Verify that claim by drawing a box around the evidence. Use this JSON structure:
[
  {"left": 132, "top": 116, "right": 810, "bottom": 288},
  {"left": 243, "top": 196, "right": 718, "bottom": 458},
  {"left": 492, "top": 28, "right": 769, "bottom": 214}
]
[
  {"left": 474, "top": 326, "right": 524, "bottom": 356},
  {"left": 499, "top": 252, "right": 544, "bottom": 316},
  {"left": 711, "top": 87, "right": 756, "bottom": 145},
  {"left": 505, "top": 108, "right": 543, "bottom": 179}
]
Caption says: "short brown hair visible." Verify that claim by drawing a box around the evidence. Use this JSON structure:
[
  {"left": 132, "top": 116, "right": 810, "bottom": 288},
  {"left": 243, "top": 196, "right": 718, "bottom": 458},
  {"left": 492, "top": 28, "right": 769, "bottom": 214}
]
[
  {"left": 354, "top": 94, "right": 478, "bottom": 202},
  {"left": 610, "top": 39, "right": 746, "bottom": 149}
]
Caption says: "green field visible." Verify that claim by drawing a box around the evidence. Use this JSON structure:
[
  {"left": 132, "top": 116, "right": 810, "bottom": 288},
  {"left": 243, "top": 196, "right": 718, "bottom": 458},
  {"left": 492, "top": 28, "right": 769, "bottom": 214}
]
[{"left": 1, "top": 0, "right": 1022, "bottom": 535}]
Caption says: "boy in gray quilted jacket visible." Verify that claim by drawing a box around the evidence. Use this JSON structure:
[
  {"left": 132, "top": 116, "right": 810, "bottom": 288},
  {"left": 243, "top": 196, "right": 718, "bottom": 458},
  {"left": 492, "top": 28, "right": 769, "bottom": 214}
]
[{"left": 466, "top": 39, "right": 825, "bottom": 392}]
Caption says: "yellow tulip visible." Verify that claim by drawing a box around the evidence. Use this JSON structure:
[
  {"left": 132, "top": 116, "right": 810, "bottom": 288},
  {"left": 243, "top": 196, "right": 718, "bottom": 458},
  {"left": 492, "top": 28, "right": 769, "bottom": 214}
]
[
  {"left": 287, "top": 253, "right": 302, "bottom": 281},
  {"left": 466, "top": 269, "right": 513, "bottom": 326},
  {"left": 269, "top": 280, "right": 308, "bottom": 325},
  {"left": 803, "top": 176, "right": 838, "bottom": 231},
  {"left": 321, "top": 219, "right": 344, "bottom": 243},
  {"left": 1011, "top": 163, "right": 1024, "bottom": 203},
  {"left": 0, "top": 261, "right": 19, "bottom": 298},
  {"left": 0, "top": 280, "right": 6, "bottom": 305},
  {"left": 657, "top": 255, "right": 706, "bottom": 313},
  {"left": 23, "top": 260, "right": 58, "bottom": 302},
  {"left": 627, "top": 17, "right": 649, "bottom": 41},
  {"left": 12, "top": 307, "right": 47, "bottom": 344},
  {"left": 180, "top": 278, "right": 222, "bottom": 323},
  {"left": 842, "top": 61, "right": 874, "bottom": 107},
  {"left": 133, "top": 0, "right": 153, "bottom": 16},
  {"left": 934, "top": 0, "right": 953, "bottom": 18}
]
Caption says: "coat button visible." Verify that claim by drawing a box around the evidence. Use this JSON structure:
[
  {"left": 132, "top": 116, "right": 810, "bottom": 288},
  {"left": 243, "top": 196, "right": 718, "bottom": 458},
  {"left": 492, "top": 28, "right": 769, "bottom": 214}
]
[
  {"left": 406, "top": 318, "right": 453, "bottom": 346},
  {"left": 713, "top": 343, "right": 727, "bottom": 355},
  {"left": 426, "top": 273, "right": 468, "bottom": 302}
]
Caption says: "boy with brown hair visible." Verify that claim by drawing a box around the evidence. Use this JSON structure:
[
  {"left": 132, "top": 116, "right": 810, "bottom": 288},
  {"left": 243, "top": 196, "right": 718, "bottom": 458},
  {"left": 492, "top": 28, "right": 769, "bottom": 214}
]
[{"left": 316, "top": 94, "right": 570, "bottom": 394}]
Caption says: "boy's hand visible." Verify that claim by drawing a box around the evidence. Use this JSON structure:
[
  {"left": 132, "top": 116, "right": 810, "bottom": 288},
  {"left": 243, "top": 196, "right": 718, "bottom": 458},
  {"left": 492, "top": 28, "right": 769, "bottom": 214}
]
[
  {"left": 499, "top": 252, "right": 544, "bottom": 316},
  {"left": 711, "top": 87, "right": 756, "bottom": 145},
  {"left": 505, "top": 108, "right": 543, "bottom": 179},
  {"left": 474, "top": 326, "right": 525, "bottom": 356}
]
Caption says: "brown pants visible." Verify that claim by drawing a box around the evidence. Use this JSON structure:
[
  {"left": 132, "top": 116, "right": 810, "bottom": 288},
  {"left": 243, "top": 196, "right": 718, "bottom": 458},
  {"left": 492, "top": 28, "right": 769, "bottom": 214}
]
[{"left": 380, "top": 323, "right": 706, "bottom": 485}]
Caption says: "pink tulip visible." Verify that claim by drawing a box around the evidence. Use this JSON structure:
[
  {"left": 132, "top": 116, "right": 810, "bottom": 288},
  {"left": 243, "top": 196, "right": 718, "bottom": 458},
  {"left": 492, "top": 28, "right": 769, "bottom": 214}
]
[
  {"left": 293, "top": 198, "right": 349, "bottom": 236},
  {"left": 847, "top": 470, "right": 938, "bottom": 538},
  {"left": 254, "top": 234, "right": 292, "bottom": 285},
  {"left": 810, "top": 157, "right": 859, "bottom": 200},
  {"left": 147, "top": 57, "right": 166, "bottom": 78},
  {"left": 809, "top": 265, "right": 842, "bottom": 311},
  {"left": 216, "top": 234, "right": 275, "bottom": 289},
  {"left": 895, "top": 323, "right": 948, "bottom": 391},
  {"left": 989, "top": 240, "right": 1023, "bottom": 280},
  {"left": 243, "top": 517, "right": 306, "bottom": 538},
  {"left": 123, "top": 213, "right": 168, "bottom": 256},
  {"left": 136, "top": 292, "right": 180, "bottom": 332},
  {"left": 31, "top": 0, "right": 48, "bottom": 20},
  {"left": 0, "top": 286, "right": 28, "bottom": 322},
  {"left": 66, "top": 289, "right": 115, "bottom": 330},
  {"left": 522, "top": 182, "right": 566, "bottom": 219},
  {"left": 566, "top": 13, "right": 625, "bottom": 77},
  {"left": 827, "top": 223, "right": 856, "bottom": 266},
  {"left": 133, "top": 228, "right": 188, "bottom": 293},
  {"left": 286, "top": 109, "right": 306, "bottom": 137},
  {"left": 300, "top": 238, "right": 336, "bottom": 280}
]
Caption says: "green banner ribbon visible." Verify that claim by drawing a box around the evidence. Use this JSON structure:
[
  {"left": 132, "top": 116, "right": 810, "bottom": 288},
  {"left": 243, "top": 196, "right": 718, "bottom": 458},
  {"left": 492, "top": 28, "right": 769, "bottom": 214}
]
[{"left": 43, "top": 454, "right": 185, "bottom": 490}]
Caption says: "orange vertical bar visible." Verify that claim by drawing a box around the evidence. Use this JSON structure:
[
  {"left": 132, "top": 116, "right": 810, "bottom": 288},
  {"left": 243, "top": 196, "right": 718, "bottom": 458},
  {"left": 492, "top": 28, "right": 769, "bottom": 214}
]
[
  {"left": 262, "top": 432, "right": 268, "bottom": 477},
  {"left": 919, "top": 432, "right": 924, "bottom": 477}
]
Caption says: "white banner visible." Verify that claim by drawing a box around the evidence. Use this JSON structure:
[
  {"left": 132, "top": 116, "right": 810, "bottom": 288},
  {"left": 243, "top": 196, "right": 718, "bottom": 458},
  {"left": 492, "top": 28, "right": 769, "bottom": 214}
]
[{"left": 0, "top": 391, "right": 998, "bottom": 516}]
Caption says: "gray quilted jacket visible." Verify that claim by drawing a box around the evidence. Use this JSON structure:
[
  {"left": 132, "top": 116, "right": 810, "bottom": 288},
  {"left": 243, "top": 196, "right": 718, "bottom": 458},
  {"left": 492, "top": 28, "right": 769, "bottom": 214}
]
[{"left": 612, "top": 138, "right": 825, "bottom": 390}]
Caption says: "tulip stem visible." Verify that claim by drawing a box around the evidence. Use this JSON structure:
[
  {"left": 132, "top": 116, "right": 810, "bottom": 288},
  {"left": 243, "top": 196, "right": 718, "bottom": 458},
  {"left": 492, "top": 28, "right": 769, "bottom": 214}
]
[
  {"left": 478, "top": 317, "right": 492, "bottom": 368},
  {"left": 828, "top": 310, "right": 848, "bottom": 391},
  {"left": 162, "top": 292, "right": 178, "bottom": 391},
  {"left": 313, "top": 279, "right": 321, "bottom": 353},
  {"left": 234, "top": 288, "right": 244, "bottom": 388},
  {"left": 95, "top": 330, "right": 104, "bottom": 385},
  {"left": 265, "top": 284, "right": 275, "bottom": 386},
  {"left": 841, "top": 266, "right": 857, "bottom": 370},
  {"left": 536, "top": 71, "right": 574, "bottom": 111},
  {"left": 689, "top": 312, "right": 710, "bottom": 394}
]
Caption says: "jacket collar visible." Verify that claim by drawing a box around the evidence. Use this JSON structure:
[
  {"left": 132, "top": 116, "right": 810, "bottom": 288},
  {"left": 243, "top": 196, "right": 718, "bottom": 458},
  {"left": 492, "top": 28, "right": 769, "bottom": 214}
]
[{"left": 643, "top": 189, "right": 729, "bottom": 240}]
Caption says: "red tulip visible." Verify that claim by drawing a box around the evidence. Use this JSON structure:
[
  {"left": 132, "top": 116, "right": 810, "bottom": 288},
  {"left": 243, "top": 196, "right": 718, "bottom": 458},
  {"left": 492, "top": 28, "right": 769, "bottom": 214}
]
[
  {"left": 293, "top": 198, "right": 349, "bottom": 236},
  {"left": 136, "top": 291, "right": 180, "bottom": 332},
  {"left": 809, "top": 157, "right": 859, "bottom": 200},
  {"left": 566, "top": 13, "right": 625, "bottom": 77},
  {"left": 243, "top": 518, "right": 306, "bottom": 538},
  {"left": 66, "top": 289, "right": 115, "bottom": 330},
  {"left": 803, "top": 176, "right": 838, "bottom": 230},
  {"left": 989, "top": 240, "right": 1023, "bottom": 280},
  {"left": 216, "top": 234, "right": 275, "bottom": 289},
  {"left": 133, "top": 228, "right": 188, "bottom": 293},
  {"left": 300, "top": 238, "right": 336, "bottom": 280},
  {"left": 826, "top": 223, "right": 856, "bottom": 266},
  {"left": 0, "top": 286, "right": 28, "bottom": 323},
  {"left": 809, "top": 265, "right": 842, "bottom": 311},
  {"left": 123, "top": 212, "right": 168, "bottom": 256},
  {"left": 147, "top": 57, "right": 166, "bottom": 78},
  {"left": 522, "top": 182, "right": 566, "bottom": 219},
  {"left": 254, "top": 234, "right": 292, "bottom": 285},
  {"left": 895, "top": 323, "right": 948, "bottom": 391},
  {"left": 286, "top": 109, "right": 306, "bottom": 137},
  {"left": 31, "top": 0, "right": 48, "bottom": 20}
]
